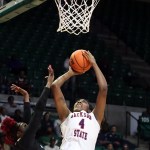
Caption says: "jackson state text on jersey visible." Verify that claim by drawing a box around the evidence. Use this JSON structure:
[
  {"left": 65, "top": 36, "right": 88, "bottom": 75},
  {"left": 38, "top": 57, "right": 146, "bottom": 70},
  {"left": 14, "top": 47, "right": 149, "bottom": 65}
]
[
  {"left": 71, "top": 111, "right": 91, "bottom": 140},
  {"left": 60, "top": 110, "right": 100, "bottom": 150}
]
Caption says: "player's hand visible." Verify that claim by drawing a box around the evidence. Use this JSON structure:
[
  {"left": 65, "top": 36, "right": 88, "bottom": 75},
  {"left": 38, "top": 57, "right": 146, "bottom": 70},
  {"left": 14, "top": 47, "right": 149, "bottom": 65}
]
[
  {"left": 10, "top": 84, "right": 21, "bottom": 93},
  {"left": 83, "top": 50, "right": 96, "bottom": 65},
  {"left": 45, "top": 65, "right": 54, "bottom": 86},
  {"left": 68, "top": 66, "right": 83, "bottom": 75}
]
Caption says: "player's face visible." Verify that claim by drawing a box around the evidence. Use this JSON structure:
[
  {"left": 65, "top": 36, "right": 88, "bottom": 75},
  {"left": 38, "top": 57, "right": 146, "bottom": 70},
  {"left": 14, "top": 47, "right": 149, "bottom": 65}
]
[{"left": 73, "top": 99, "right": 89, "bottom": 112}]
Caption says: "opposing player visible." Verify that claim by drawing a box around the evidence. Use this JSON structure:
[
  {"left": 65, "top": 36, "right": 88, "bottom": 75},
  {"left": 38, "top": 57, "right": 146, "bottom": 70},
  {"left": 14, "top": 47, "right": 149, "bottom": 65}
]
[
  {"left": 51, "top": 51, "right": 108, "bottom": 150},
  {"left": 2, "top": 83, "right": 31, "bottom": 150}
]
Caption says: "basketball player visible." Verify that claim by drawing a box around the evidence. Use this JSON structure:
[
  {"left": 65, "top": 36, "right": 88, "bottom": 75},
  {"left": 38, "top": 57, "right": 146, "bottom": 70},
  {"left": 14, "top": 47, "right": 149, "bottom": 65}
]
[
  {"left": 2, "top": 83, "right": 31, "bottom": 150},
  {"left": 1, "top": 65, "right": 54, "bottom": 150},
  {"left": 51, "top": 51, "right": 108, "bottom": 150}
]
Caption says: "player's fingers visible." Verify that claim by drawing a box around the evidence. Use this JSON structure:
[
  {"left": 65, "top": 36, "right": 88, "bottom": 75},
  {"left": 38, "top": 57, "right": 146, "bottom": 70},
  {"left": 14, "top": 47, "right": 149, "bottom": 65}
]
[
  {"left": 10, "top": 86, "right": 16, "bottom": 90},
  {"left": 11, "top": 84, "right": 16, "bottom": 88},
  {"left": 45, "top": 76, "right": 48, "bottom": 79},
  {"left": 48, "top": 64, "right": 53, "bottom": 70},
  {"left": 82, "top": 51, "right": 88, "bottom": 57},
  {"left": 48, "top": 64, "right": 51, "bottom": 69},
  {"left": 11, "top": 87, "right": 19, "bottom": 92},
  {"left": 48, "top": 65, "right": 54, "bottom": 74}
]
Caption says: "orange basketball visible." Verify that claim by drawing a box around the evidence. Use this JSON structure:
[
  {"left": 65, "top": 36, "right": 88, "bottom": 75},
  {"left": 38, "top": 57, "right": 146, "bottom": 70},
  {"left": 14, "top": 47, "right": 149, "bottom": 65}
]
[{"left": 69, "top": 49, "right": 91, "bottom": 73}]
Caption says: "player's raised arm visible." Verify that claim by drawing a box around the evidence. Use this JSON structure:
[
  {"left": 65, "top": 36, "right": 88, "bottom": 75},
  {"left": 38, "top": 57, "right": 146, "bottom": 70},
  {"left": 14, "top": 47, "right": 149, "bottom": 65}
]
[
  {"left": 84, "top": 51, "right": 108, "bottom": 125},
  {"left": 10, "top": 84, "right": 29, "bottom": 103},
  {"left": 51, "top": 67, "right": 80, "bottom": 122}
]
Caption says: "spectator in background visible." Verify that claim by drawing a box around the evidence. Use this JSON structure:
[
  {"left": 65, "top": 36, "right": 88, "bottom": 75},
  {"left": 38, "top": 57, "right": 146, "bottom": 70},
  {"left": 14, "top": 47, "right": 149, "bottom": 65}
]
[
  {"left": 97, "top": 125, "right": 122, "bottom": 150},
  {"left": 105, "top": 143, "right": 114, "bottom": 150},
  {"left": 142, "top": 106, "right": 150, "bottom": 117},
  {"left": 0, "top": 107, "right": 8, "bottom": 123},
  {"left": 44, "top": 137, "right": 59, "bottom": 150},
  {"left": 37, "top": 112, "right": 55, "bottom": 146},
  {"left": 97, "top": 131, "right": 110, "bottom": 147},
  {"left": 2, "top": 95, "right": 23, "bottom": 117},
  {"left": 53, "top": 118, "right": 62, "bottom": 147},
  {"left": 105, "top": 125, "right": 122, "bottom": 150},
  {"left": 53, "top": 118, "right": 61, "bottom": 138},
  {"left": 99, "top": 118, "right": 135, "bottom": 149},
  {"left": 15, "top": 70, "right": 30, "bottom": 92},
  {"left": 137, "top": 106, "right": 150, "bottom": 141},
  {"left": 38, "top": 112, "right": 54, "bottom": 137},
  {"left": 100, "top": 116, "right": 110, "bottom": 134},
  {"left": 12, "top": 109, "right": 23, "bottom": 122}
]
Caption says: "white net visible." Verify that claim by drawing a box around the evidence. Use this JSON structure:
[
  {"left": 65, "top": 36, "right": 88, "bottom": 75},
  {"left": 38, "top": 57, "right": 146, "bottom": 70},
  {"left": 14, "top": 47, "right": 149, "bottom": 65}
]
[{"left": 54, "top": 0, "right": 100, "bottom": 35}]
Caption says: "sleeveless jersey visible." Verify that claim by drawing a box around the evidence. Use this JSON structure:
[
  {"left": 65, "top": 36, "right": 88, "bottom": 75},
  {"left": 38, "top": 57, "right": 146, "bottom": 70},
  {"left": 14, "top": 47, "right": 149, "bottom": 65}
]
[{"left": 60, "top": 110, "right": 100, "bottom": 150}]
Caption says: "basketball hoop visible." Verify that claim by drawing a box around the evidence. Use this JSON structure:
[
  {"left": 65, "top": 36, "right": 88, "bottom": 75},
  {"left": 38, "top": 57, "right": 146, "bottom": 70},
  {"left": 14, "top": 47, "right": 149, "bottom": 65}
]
[{"left": 54, "top": 0, "right": 100, "bottom": 35}]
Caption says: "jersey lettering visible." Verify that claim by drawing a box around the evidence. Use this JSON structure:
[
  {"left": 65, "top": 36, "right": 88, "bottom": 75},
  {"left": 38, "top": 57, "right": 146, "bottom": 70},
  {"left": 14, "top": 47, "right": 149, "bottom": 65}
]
[
  {"left": 71, "top": 112, "right": 91, "bottom": 120},
  {"left": 73, "top": 119, "right": 88, "bottom": 140},
  {"left": 74, "top": 129, "right": 87, "bottom": 140},
  {"left": 79, "top": 119, "right": 84, "bottom": 129}
]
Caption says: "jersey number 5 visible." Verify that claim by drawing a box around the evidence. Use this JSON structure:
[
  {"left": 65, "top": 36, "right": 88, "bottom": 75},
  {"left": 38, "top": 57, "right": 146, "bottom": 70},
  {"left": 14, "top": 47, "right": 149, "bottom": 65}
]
[{"left": 79, "top": 119, "right": 85, "bottom": 129}]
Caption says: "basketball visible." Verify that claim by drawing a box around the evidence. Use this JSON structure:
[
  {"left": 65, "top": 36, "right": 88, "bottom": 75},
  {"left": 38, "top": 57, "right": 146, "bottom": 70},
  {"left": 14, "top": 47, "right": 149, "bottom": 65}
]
[{"left": 69, "top": 50, "right": 91, "bottom": 73}]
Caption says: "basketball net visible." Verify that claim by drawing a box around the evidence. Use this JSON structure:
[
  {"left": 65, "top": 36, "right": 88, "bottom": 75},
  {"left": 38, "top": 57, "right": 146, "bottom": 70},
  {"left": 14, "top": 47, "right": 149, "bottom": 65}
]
[{"left": 54, "top": 0, "right": 100, "bottom": 35}]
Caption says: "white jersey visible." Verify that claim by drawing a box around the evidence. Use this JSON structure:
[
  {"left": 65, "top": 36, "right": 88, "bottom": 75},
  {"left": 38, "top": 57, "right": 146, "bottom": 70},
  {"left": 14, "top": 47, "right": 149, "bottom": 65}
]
[{"left": 60, "top": 110, "right": 100, "bottom": 150}]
